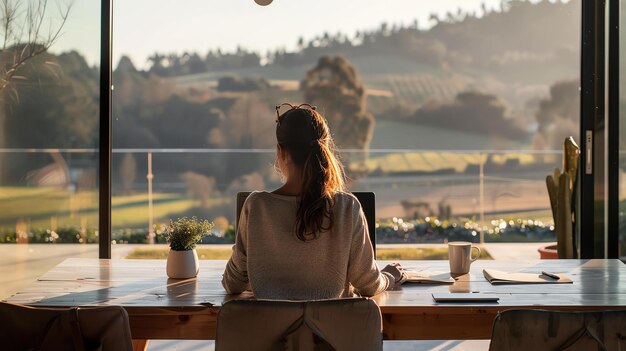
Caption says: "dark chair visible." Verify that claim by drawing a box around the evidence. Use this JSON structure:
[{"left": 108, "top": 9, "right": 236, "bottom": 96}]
[
  {"left": 488, "top": 309, "right": 626, "bottom": 351},
  {"left": 216, "top": 298, "right": 382, "bottom": 351},
  {"left": 236, "top": 191, "right": 376, "bottom": 254},
  {"left": 0, "top": 302, "right": 133, "bottom": 351}
]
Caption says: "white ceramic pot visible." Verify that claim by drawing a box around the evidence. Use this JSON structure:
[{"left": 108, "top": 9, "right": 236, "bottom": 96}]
[{"left": 166, "top": 249, "right": 199, "bottom": 279}]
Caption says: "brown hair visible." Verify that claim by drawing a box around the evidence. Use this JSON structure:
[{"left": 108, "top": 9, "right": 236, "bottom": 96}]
[{"left": 276, "top": 107, "right": 346, "bottom": 241}]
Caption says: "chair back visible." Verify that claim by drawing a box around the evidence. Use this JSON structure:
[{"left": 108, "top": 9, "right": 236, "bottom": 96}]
[
  {"left": 236, "top": 191, "right": 376, "bottom": 253},
  {"left": 0, "top": 302, "right": 133, "bottom": 351},
  {"left": 216, "top": 297, "right": 382, "bottom": 351},
  {"left": 489, "top": 309, "right": 626, "bottom": 351}
]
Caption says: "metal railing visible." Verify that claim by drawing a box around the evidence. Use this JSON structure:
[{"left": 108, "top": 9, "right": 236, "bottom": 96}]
[{"left": 0, "top": 148, "right": 562, "bottom": 244}]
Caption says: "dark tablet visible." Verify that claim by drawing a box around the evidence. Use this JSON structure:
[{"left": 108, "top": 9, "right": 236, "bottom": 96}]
[{"left": 432, "top": 293, "right": 499, "bottom": 302}]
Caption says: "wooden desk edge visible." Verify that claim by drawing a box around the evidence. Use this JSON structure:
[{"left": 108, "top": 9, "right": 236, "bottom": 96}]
[{"left": 123, "top": 304, "right": 626, "bottom": 340}]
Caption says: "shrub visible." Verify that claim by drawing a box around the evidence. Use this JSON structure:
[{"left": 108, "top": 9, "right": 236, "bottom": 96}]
[
  {"left": 165, "top": 216, "right": 213, "bottom": 251},
  {"left": 376, "top": 217, "right": 555, "bottom": 244}
]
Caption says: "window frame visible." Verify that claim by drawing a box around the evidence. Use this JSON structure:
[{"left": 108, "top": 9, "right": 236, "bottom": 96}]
[
  {"left": 98, "top": 0, "right": 620, "bottom": 259},
  {"left": 607, "top": 0, "right": 620, "bottom": 259},
  {"left": 99, "top": 0, "right": 112, "bottom": 259},
  {"left": 579, "top": 0, "right": 621, "bottom": 259}
]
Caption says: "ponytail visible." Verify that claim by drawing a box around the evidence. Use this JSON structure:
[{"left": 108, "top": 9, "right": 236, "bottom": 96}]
[{"left": 276, "top": 107, "right": 346, "bottom": 241}]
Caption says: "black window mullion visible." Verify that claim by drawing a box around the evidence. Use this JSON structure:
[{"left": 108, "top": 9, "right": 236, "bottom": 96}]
[
  {"left": 99, "top": 0, "right": 112, "bottom": 259},
  {"left": 580, "top": 0, "right": 606, "bottom": 259},
  {"left": 608, "top": 0, "right": 620, "bottom": 259}
]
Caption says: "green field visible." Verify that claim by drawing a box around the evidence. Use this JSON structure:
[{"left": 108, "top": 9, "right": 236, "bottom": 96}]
[
  {"left": 353, "top": 144, "right": 540, "bottom": 174},
  {"left": 0, "top": 187, "right": 200, "bottom": 230},
  {"left": 376, "top": 247, "right": 492, "bottom": 260},
  {"left": 126, "top": 247, "right": 493, "bottom": 260},
  {"left": 368, "top": 120, "right": 529, "bottom": 150},
  {"left": 127, "top": 247, "right": 233, "bottom": 259},
  {"left": 0, "top": 184, "right": 554, "bottom": 236}
]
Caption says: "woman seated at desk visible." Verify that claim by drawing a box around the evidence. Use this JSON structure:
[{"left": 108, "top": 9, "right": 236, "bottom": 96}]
[{"left": 222, "top": 103, "right": 403, "bottom": 300}]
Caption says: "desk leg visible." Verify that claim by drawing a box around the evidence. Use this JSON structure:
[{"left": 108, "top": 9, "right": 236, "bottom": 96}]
[{"left": 132, "top": 339, "right": 149, "bottom": 351}]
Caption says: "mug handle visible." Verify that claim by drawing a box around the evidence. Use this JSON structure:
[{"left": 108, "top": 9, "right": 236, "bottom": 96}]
[{"left": 470, "top": 246, "right": 481, "bottom": 262}]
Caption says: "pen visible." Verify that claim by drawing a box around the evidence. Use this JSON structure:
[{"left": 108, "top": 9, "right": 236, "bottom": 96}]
[{"left": 541, "top": 271, "right": 560, "bottom": 280}]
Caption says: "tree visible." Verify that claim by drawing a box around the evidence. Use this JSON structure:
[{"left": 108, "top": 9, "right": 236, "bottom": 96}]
[
  {"left": 217, "top": 75, "right": 271, "bottom": 92},
  {"left": 2, "top": 50, "right": 98, "bottom": 183},
  {"left": 4, "top": 50, "right": 98, "bottom": 148},
  {"left": 380, "top": 22, "right": 389, "bottom": 36},
  {"left": 534, "top": 79, "right": 579, "bottom": 148},
  {"left": 0, "top": 0, "right": 72, "bottom": 91},
  {"left": 147, "top": 52, "right": 167, "bottom": 75},
  {"left": 429, "top": 13, "right": 440, "bottom": 25},
  {"left": 412, "top": 91, "right": 527, "bottom": 141},
  {"left": 297, "top": 36, "right": 304, "bottom": 50},
  {"left": 116, "top": 55, "right": 137, "bottom": 73},
  {"left": 185, "top": 53, "right": 205, "bottom": 74},
  {"left": 302, "top": 56, "right": 375, "bottom": 150},
  {"left": 0, "top": 0, "right": 72, "bottom": 181}
]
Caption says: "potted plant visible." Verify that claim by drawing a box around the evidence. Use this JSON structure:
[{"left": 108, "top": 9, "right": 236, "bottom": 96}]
[
  {"left": 538, "top": 244, "right": 558, "bottom": 259},
  {"left": 165, "top": 216, "right": 213, "bottom": 279},
  {"left": 543, "top": 136, "right": 579, "bottom": 259}
]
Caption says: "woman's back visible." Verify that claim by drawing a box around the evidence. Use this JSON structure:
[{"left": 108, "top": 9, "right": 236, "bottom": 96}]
[
  {"left": 221, "top": 103, "right": 400, "bottom": 299},
  {"left": 223, "top": 191, "right": 391, "bottom": 300}
]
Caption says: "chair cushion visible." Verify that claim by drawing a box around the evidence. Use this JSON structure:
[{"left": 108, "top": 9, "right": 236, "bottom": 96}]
[
  {"left": 489, "top": 309, "right": 626, "bottom": 351},
  {"left": 216, "top": 298, "right": 382, "bottom": 351},
  {"left": 0, "top": 303, "right": 133, "bottom": 351}
]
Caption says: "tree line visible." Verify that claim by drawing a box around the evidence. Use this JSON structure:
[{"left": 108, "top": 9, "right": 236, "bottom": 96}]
[{"left": 127, "top": 0, "right": 578, "bottom": 79}]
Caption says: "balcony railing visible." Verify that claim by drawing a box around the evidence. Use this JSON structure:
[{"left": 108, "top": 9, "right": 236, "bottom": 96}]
[{"left": 0, "top": 147, "right": 564, "bottom": 245}]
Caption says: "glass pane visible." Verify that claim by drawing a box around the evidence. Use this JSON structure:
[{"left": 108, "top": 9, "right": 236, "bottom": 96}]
[
  {"left": 0, "top": 0, "right": 101, "bottom": 298},
  {"left": 112, "top": 0, "right": 580, "bottom": 261}
]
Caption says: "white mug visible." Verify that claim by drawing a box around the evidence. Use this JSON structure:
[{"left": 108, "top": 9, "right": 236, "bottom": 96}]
[{"left": 448, "top": 241, "right": 481, "bottom": 275}]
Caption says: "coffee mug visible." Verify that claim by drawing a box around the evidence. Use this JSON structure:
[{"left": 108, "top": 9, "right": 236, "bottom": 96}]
[{"left": 448, "top": 241, "right": 481, "bottom": 275}]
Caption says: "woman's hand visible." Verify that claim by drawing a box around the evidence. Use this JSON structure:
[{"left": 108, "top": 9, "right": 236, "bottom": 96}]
[{"left": 382, "top": 263, "right": 404, "bottom": 285}]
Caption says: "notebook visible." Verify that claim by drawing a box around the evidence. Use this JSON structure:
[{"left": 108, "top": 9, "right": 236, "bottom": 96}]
[
  {"left": 400, "top": 270, "right": 455, "bottom": 285},
  {"left": 483, "top": 269, "right": 573, "bottom": 285}
]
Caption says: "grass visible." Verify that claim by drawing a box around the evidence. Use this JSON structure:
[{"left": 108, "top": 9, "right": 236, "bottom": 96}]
[
  {"left": 357, "top": 150, "right": 538, "bottom": 175},
  {"left": 127, "top": 247, "right": 233, "bottom": 260},
  {"left": 126, "top": 247, "right": 493, "bottom": 260},
  {"left": 376, "top": 248, "right": 492, "bottom": 260},
  {"left": 482, "top": 210, "right": 554, "bottom": 224},
  {"left": 0, "top": 187, "right": 201, "bottom": 230}
]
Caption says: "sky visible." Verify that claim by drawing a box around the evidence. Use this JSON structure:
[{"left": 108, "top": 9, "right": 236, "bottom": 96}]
[{"left": 51, "top": 0, "right": 514, "bottom": 68}]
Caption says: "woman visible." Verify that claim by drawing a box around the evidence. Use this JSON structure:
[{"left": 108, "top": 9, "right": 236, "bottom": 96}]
[{"left": 222, "top": 103, "right": 403, "bottom": 300}]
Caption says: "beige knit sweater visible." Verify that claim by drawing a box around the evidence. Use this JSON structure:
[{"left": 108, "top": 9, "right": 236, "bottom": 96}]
[{"left": 222, "top": 191, "right": 393, "bottom": 300}]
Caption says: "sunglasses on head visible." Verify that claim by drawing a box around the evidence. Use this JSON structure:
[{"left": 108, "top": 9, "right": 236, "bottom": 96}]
[{"left": 275, "top": 103, "right": 316, "bottom": 124}]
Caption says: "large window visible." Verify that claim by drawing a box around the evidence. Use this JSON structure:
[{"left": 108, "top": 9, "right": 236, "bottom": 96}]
[
  {"left": 111, "top": 0, "right": 581, "bottom": 260},
  {"left": 0, "top": 0, "right": 101, "bottom": 298}
]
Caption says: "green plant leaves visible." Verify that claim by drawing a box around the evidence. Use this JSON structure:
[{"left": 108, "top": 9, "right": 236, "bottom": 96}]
[{"left": 165, "top": 216, "right": 213, "bottom": 251}]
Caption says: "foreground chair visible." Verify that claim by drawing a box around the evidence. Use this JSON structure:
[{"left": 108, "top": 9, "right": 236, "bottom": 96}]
[
  {"left": 489, "top": 309, "right": 626, "bottom": 351},
  {"left": 216, "top": 298, "right": 382, "bottom": 351},
  {"left": 0, "top": 302, "right": 133, "bottom": 351}
]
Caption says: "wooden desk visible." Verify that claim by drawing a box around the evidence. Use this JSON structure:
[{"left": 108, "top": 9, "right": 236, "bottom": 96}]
[{"left": 4, "top": 258, "right": 626, "bottom": 341}]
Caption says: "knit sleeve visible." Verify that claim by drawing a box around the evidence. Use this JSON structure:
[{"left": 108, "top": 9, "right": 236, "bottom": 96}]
[
  {"left": 221, "top": 201, "right": 251, "bottom": 294},
  {"left": 346, "top": 199, "right": 393, "bottom": 296}
]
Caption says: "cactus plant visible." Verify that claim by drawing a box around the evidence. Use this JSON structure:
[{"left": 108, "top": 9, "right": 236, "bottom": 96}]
[{"left": 546, "top": 137, "right": 579, "bottom": 258}]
